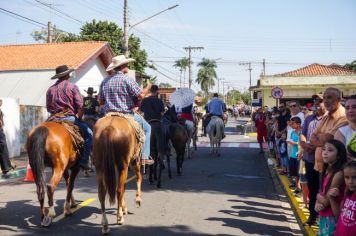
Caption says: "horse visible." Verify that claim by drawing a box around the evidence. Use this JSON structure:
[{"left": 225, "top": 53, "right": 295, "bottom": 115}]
[
  {"left": 148, "top": 119, "right": 168, "bottom": 188},
  {"left": 26, "top": 122, "right": 81, "bottom": 227},
  {"left": 206, "top": 116, "right": 225, "bottom": 156},
  {"left": 93, "top": 115, "right": 143, "bottom": 234},
  {"left": 183, "top": 119, "right": 196, "bottom": 159},
  {"left": 162, "top": 106, "right": 188, "bottom": 176}
]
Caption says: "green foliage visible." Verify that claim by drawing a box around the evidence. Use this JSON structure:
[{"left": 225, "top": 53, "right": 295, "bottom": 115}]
[
  {"left": 344, "top": 60, "right": 356, "bottom": 71},
  {"left": 158, "top": 82, "right": 172, "bottom": 88},
  {"left": 226, "top": 89, "right": 251, "bottom": 105},
  {"left": 173, "top": 57, "right": 191, "bottom": 86},
  {"left": 195, "top": 58, "right": 217, "bottom": 96},
  {"left": 31, "top": 20, "right": 147, "bottom": 73}
]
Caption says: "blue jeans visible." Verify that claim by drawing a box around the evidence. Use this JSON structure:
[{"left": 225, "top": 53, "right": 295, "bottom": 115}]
[
  {"left": 133, "top": 113, "right": 151, "bottom": 160},
  {"left": 56, "top": 116, "right": 93, "bottom": 167}
]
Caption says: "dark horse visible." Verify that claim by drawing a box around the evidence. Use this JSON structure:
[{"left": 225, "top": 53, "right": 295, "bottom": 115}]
[
  {"left": 93, "top": 116, "right": 143, "bottom": 234},
  {"left": 27, "top": 122, "right": 81, "bottom": 227},
  {"left": 148, "top": 120, "right": 169, "bottom": 188},
  {"left": 162, "top": 106, "right": 188, "bottom": 176}
]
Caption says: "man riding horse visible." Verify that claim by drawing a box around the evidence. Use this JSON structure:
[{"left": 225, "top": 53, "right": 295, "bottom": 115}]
[
  {"left": 46, "top": 65, "right": 92, "bottom": 171},
  {"left": 82, "top": 87, "right": 99, "bottom": 130},
  {"left": 203, "top": 93, "right": 226, "bottom": 139},
  {"left": 98, "top": 55, "right": 154, "bottom": 166}
]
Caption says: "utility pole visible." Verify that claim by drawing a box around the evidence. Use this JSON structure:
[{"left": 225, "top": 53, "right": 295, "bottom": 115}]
[
  {"left": 262, "top": 58, "right": 266, "bottom": 76},
  {"left": 123, "top": 0, "right": 129, "bottom": 56},
  {"left": 248, "top": 62, "right": 252, "bottom": 88},
  {"left": 184, "top": 46, "right": 204, "bottom": 89},
  {"left": 47, "top": 21, "right": 52, "bottom": 43}
]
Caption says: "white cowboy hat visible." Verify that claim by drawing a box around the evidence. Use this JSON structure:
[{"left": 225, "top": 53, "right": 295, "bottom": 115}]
[{"left": 106, "top": 55, "right": 135, "bottom": 72}]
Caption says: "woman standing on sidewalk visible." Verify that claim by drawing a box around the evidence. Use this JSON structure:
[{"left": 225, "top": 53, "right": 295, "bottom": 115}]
[{"left": 254, "top": 107, "right": 267, "bottom": 153}]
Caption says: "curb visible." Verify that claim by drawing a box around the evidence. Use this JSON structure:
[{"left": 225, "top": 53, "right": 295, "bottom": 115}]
[{"left": 265, "top": 151, "right": 318, "bottom": 236}]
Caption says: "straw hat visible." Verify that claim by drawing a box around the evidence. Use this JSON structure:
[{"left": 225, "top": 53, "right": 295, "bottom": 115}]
[
  {"left": 106, "top": 55, "right": 135, "bottom": 72},
  {"left": 51, "top": 65, "right": 74, "bottom": 79}
]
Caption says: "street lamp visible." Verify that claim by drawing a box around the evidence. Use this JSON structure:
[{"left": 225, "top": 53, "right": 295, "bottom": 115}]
[{"left": 123, "top": 3, "right": 179, "bottom": 56}]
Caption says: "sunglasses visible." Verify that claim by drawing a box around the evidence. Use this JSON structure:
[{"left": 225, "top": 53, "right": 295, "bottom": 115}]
[{"left": 290, "top": 104, "right": 297, "bottom": 107}]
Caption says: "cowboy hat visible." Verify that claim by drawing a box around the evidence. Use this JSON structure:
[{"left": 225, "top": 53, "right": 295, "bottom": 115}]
[
  {"left": 106, "top": 55, "right": 135, "bottom": 72},
  {"left": 84, "top": 87, "right": 97, "bottom": 94},
  {"left": 51, "top": 65, "right": 74, "bottom": 80}
]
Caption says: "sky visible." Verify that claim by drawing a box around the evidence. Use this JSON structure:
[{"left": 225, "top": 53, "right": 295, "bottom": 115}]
[{"left": 1, "top": 0, "right": 356, "bottom": 93}]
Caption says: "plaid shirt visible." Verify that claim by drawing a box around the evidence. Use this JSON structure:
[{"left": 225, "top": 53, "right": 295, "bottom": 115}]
[
  {"left": 99, "top": 71, "right": 142, "bottom": 114},
  {"left": 46, "top": 79, "right": 83, "bottom": 115}
]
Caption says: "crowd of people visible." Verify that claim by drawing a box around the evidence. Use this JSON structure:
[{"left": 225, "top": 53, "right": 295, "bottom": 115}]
[{"left": 253, "top": 88, "right": 356, "bottom": 235}]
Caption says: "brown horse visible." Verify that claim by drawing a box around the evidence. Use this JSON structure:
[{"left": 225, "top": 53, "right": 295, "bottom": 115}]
[
  {"left": 93, "top": 116, "right": 143, "bottom": 234},
  {"left": 27, "top": 122, "right": 81, "bottom": 227}
]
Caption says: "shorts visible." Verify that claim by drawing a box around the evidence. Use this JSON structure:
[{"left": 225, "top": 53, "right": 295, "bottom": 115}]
[
  {"left": 289, "top": 158, "right": 299, "bottom": 177},
  {"left": 280, "top": 155, "right": 289, "bottom": 168},
  {"left": 319, "top": 216, "right": 337, "bottom": 236},
  {"left": 299, "top": 174, "right": 307, "bottom": 183}
]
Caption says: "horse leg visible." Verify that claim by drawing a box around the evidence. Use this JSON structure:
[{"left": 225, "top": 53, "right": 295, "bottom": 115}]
[
  {"left": 42, "top": 167, "right": 63, "bottom": 227},
  {"left": 64, "top": 166, "right": 80, "bottom": 216},
  {"left": 117, "top": 165, "right": 128, "bottom": 225},
  {"left": 98, "top": 176, "right": 109, "bottom": 234},
  {"left": 167, "top": 154, "right": 172, "bottom": 179},
  {"left": 132, "top": 161, "right": 142, "bottom": 208},
  {"left": 157, "top": 154, "right": 163, "bottom": 188},
  {"left": 36, "top": 184, "right": 46, "bottom": 224},
  {"left": 149, "top": 164, "right": 154, "bottom": 185}
]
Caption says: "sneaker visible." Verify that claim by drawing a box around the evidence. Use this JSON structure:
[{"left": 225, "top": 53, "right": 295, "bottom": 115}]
[
  {"left": 141, "top": 159, "right": 154, "bottom": 166},
  {"left": 80, "top": 163, "right": 90, "bottom": 171},
  {"left": 294, "top": 188, "right": 301, "bottom": 194},
  {"left": 289, "top": 183, "right": 296, "bottom": 188},
  {"left": 303, "top": 215, "right": 317, "bottom": 226}
]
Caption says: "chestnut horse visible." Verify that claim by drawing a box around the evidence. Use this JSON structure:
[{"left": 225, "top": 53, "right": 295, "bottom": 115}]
[
  {"left": 93, "top": 116, "right": 143, "bottom": 234},
  {"left": 27, "top": 122, "right": 81, "bottom": 227}
]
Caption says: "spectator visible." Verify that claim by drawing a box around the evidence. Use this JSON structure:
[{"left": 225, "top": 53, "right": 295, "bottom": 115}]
[
  {"left": 334, "top": 161, "right": 356, "bottom": 236},
  {"left": 311, "top": 87, "right": 348, "bottom": 173},
  {"left": 300, "top": 93, "right": 326, "bottom": 226},
  {"left": 278, "top": 132, "right": 289, "bottom": 175},
  {"left": 290, "top": 100, "right": 305, "bottom": 126},
  {"left": 335, "top": 95, "right": 356, "bottom": 159},
  {"left": 315, "top": 139, "right": 347, "bottom": 236},
  {"left": 254, "top": 107, "right": 267, "bottom": 153},
  {"left": 288, "top": 116, "right": 302, "bottom": 188},
  {"left": 0, "top": 99, "right": 16, "bottom": 175}
]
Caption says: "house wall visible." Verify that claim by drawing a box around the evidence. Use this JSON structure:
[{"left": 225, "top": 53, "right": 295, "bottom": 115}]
[
  {"left": 73, "top": 58, "right": 108, "bottom": 95},
  {"left": 0, "top": 97, "right": 21, "bottom": 157},
  {"left": 256, "top": 75, "right": 356, "bottom": 107}
]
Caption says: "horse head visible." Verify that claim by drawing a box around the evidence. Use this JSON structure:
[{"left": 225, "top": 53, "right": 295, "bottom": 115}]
[{"left": 163, "top": 105, "right": 178, "bottom": 123}]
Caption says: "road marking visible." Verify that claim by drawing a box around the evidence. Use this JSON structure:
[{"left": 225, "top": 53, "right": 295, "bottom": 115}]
[{"left": 52, "top": 174, "right": 137, "bottom": 223}]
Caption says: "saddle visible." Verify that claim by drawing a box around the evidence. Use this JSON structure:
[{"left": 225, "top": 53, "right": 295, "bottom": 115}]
[
  {"left": 105, "top": 112, "right": 145, "bottom": 161},
  {"left": 53, "top": 120, "right": 84, "bottom": 154}
]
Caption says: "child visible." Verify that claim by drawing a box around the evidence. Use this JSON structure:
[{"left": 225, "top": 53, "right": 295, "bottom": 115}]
[
  {"left": 332, "top": 161, "right": 356, "bottom": 236},
  {"left": 278, "top": 132, "right": 289, "bottom": 175},
  {"left": 287, "top": 117, "right": 301, "bottom": 188},
  {"left": 315, "top": 139, "right": 347, "bottom": 236}
]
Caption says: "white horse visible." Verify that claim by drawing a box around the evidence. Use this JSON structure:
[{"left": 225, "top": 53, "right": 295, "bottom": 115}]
[
  {"left": 206, "top": 116, "right": 225, "bottom": 156},
  {"left": 184, "top": 120, "right": 196, "bottom": 159}
]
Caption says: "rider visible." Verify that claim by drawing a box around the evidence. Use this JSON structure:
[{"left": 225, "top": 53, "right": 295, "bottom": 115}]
[
  {"left": 46, "top": 65, "right": 92, "bottom": 170},
  {"left": 205, "top": 93, "right": 226, "bottom": 138},
  {"left": 98, "top": 55, "right": 154, "bottom": 166},
  {"left": 83, "top": 87, "right": 99, "bottom": 127},
  {"left": 140, "top": 85, "right": 165, "bottom": 122}
]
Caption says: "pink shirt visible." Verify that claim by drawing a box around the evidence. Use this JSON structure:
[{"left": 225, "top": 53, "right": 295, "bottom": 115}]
[
  {"left": 335, "top": 194, "right": 356, "bottom": 236},
  {"left": 319, "top": 172, "right": 345, "bottom": 217}
]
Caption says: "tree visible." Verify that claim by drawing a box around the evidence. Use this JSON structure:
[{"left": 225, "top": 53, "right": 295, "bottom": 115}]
[
  {"left": 31, "top": 20, "right": 147, "bottom": 73},
  {"left": 158, "top": 82, "right": 172, "bottom": 88},
  {"left": 173, "top": 57, "right": 190, "bottom": 87},
  {"left": 195, "top": 58, "right": 217, "bottom": 96},
  {"left": 344, "top": 60, "right": 356, "bottom": 71},
  {"left": 226, "top": 89, "right": 251, "bottom": 105}
]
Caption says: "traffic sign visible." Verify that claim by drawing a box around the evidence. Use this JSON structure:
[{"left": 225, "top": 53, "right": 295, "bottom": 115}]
[{"left": 271, "top": 87, "right": 283, "bottom": 99}]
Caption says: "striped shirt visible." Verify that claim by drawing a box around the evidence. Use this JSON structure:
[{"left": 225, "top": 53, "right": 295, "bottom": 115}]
[
  {"left": 99, "top": 71, "right": 142, "bottom": 114},
  {"left": 46, "top": 79, "right": 83, "bottom": 116}
]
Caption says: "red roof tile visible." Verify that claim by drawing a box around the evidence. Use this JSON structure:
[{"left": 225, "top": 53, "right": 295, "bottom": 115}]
[
  {"left": 0, "top": 41, "right": 112, "bottom": 71},
  {"left": 275, "top": 63, "right": 356, "bottom": 77}
]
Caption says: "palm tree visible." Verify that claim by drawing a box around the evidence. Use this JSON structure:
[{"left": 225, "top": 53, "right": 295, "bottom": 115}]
[
  {"left": 344, "top": 60, "right": 356, "bottom": 71},
  {"left": 196, "top": 58, "right": 217, "bottom": 96},
  {"left": 173, "top": 57, "right": 190, "bottom": 87}
]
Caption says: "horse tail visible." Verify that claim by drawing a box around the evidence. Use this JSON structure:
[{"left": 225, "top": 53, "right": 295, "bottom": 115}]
[
  {"left": 98, "top": 126, "right": 118, "bottom": 205},
  {"left": 27, "top": 126, "right": 48, "bottom": 190}
]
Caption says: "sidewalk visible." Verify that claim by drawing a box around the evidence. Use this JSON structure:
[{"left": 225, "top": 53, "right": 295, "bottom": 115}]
[
  {"left": 266, "top": 150, "right": 318, "bottom": 236},
  {"left": 0, "top": 153, "right": 29, "bottom": 184}
]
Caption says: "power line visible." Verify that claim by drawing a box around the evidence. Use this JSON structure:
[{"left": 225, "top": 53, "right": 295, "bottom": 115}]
[{"left": 0, "top": 7, "right": 47, "bottom": 27}]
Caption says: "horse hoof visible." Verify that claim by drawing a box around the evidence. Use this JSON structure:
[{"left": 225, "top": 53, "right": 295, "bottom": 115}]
[
  {"left": 41, "top": 216, "right": 53, "bottom": 227},
  {"left": 117, "top": 217, "right": 124, "bottom": 225},
  {"left": 135, "top": 198, "right": 142, "bottom": 208},
  {"left": 84, "top": 171, "right": 90, "bottom": 177},
  {"left": 102, "top": 226, "right": 110, "bottom": 235}
]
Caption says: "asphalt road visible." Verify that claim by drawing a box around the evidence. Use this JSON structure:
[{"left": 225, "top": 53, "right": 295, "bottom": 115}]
[{"left": 0, "top": 118, "right": 302, "bottom": 236}]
